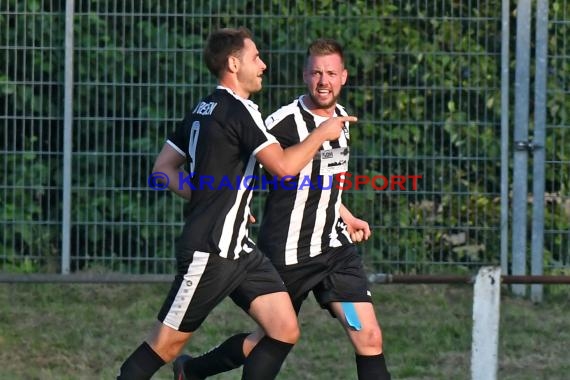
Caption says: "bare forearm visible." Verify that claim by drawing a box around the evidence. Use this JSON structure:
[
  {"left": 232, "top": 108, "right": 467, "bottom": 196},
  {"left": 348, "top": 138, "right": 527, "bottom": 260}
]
[
  {"left": 152, "top": 144, "right": 192, "bottom": 201},
  {"left": 280, "top": 128, "right": 329, "bottom": 176},
  {"left": 258, "top": 115, "right": 357, "bottom": 179},
  {"left": 340, "top": 203, "right": 355, "bottom": 224},
  {"left": 163, "top": 168, "right": 192, "bottom": 200}
]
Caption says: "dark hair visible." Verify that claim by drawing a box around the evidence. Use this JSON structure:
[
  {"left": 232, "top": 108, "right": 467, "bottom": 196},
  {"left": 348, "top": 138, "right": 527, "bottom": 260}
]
[
  {"left": 204, "top": 27, "right": 253, "bottom": 78},
  {"left": 305, "top": 38, "right": 345, "bottom": 66}
]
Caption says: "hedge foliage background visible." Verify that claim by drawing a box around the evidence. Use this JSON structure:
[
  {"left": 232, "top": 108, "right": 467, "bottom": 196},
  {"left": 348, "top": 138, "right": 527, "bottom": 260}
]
[{"left": 1, "top": 0, "right": 569, "bottom": 274}]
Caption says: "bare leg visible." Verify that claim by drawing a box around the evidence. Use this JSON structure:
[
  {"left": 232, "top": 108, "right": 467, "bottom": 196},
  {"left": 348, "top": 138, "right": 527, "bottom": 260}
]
[{"left": 329, "top": 302, "right": 391, "bottom": 380}]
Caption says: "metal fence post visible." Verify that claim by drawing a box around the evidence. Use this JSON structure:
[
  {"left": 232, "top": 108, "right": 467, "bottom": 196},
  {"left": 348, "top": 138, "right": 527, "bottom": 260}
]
[
  {"left": 62, "top": 0, "right": 75, "bottom": 274},
  {"left": 511, "top": 0, "right": 532, "bottom": 297},
  {"left": 530, "top": 0, "right": 549, "bottom": 303},
  {"left": 500, "top": 0, "right": 511, "bottom": 275}
]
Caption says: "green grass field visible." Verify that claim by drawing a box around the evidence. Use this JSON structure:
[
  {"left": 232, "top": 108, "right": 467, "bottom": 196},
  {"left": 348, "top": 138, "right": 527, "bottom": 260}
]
[{"left": 0, "top": 282, "right": 568, "bottom": 379}]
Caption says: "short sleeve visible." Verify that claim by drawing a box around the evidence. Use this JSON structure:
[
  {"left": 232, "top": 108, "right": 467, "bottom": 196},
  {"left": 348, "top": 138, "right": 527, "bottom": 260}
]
[
  {"left": 165, "top": 118, "right": 188, "bottom": 157},
  {"left": 231, "top": 101, "right": 277, "bottom": 156}
]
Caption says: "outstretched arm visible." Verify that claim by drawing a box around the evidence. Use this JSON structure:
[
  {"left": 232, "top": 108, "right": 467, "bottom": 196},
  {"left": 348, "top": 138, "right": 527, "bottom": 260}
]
[{"left": 257, "top": 115, "right": 357, "bottom": 179}]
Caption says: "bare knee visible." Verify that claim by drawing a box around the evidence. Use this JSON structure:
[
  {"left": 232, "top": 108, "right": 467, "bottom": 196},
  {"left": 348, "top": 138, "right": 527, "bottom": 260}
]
[
  {"left": 352, "top": 324, "right": 383, "bottom": 355},
  {"left": 147, "top": 323, "right": 190, "bottom": 362},
  {"left": 147, "top": 339, "right": 183, "bottom": 362},
  {"left": 276, "top": 319, "right": 301, "bottom": 344},
  {"left": 248, "top": 292, "right": 300, "bottom": 345},
  {"left": 287, "top": 321, "right": 301, "bottom": 344},
  {"left": 267, "top": 318, "right": 300, "bottom": 344}
]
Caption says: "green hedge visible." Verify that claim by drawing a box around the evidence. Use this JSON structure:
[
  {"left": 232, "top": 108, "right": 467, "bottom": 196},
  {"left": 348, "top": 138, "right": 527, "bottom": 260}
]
[{"left": 1, "top": 0, "right": 569, "bottom": 274}]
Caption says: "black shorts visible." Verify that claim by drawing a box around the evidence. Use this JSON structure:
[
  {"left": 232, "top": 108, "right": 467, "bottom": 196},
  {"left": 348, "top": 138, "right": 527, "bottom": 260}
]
[
  {"left": 157, "top": 247, "right": 287, "bottom": 332},
  {"left": 277, "top": 245, "right": 372, "bottom": 315}
]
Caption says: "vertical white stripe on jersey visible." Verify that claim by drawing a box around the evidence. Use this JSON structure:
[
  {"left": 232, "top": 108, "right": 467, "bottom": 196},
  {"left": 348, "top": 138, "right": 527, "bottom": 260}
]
[
  {"left": 234, "top": 156, "right": 257, "bottom": 257},
  {"left": 285, "top": 162, "right": 312, "bottom": 265},
  {"left": 310, "top": 187, "right": 331, "bottom": 257},
  {"left": 328, "top": 119, "right": 350, "bottom": 248},
  {"left": 217, "top": 153, "right": 257, "bottom": 259},
  {"left": 309, "top": 117, "right": 334, "bottom": 256},
  {"left": 163, "top": 251, "right": 209, "bottom": 330},
  {"left": 330, "top": 122, "right": 350, "bottom": 248},
  {"left": 283, "top": 109, "right": 311, "bottom": 265},
  {"left": 329, "top": 192, "right": 348, "bottom": 247}
]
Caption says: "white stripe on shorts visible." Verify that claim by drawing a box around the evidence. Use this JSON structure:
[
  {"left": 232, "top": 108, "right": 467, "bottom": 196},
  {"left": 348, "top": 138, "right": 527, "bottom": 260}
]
[{"left": 163, "top": 251, "right": 209, "bottom": 330}]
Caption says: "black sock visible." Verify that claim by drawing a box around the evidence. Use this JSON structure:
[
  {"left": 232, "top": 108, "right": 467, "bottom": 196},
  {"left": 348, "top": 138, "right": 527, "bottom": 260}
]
[
  {"left": 186, "top": 332, "right": 249, "bottom": 377},
  {"left": 241, "top": 336, "right": 294, "bottom": 380},
  {"left": 356, "top": 353, "right": 391, "bottom": 380},
  {"left": 116, "top": 342, "right": 165, "bottom": 380}
]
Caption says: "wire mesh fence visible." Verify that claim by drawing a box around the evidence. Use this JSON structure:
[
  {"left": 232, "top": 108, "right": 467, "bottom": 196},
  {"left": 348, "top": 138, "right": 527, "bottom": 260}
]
[{"left": 1, "top": 0, "right": 569, "bottom": 278}]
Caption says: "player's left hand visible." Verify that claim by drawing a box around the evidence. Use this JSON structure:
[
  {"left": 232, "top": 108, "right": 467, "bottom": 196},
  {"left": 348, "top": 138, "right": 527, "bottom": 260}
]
[{"left": 346, "top": 218, "right": 371, "bottom": 243}]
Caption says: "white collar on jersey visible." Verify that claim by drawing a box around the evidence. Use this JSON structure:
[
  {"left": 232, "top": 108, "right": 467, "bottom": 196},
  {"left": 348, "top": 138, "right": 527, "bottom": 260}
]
[
  {"left": 298, "top": 95, "right": 339, "bottom": 123},
  {"left": 216, "top": 85, "right": 259, "bottom": 111}
]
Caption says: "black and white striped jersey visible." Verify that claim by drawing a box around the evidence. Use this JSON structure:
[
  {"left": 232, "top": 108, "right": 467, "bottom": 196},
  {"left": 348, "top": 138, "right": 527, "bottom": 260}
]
[
  {"left": 258, "top": 95, "right": 352, "bottom": 267},
  {"left": 167, "top": 86, "right": 278, "bottom": 260}
]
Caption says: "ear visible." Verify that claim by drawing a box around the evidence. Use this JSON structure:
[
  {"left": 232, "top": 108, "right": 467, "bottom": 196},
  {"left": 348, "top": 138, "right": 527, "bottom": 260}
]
[
  {"left": 302, "top": 69, "right": 310, "bottom": 85},
  {"left": 228, "top": 56, "right": 240, "bottom": 73},
  {"left": 341, "top": 68, "right": 348, "bottom": 85}
]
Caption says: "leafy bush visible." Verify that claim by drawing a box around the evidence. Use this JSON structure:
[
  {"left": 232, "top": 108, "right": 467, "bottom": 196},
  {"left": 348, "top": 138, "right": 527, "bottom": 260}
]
[{"left": 1, "top": 0, "right": 569, "bottom": 274}]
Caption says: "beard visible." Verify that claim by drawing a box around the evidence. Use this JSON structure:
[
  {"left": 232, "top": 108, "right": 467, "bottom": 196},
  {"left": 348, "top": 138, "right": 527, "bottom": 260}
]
[{"left": 308, "top": 90, "right": 339, "bottom": 109}]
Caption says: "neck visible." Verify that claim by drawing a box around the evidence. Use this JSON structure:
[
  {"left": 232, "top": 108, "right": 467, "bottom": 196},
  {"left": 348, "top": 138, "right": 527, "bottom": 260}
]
[
  {"left": 302, "top": 95, "right": 335, "bottom": 117},
  {"left": 219, "top": 77, "right": 249, "bottom": 99}
]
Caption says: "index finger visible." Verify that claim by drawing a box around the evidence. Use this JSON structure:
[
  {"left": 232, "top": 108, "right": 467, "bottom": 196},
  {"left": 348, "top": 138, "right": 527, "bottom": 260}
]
[{"left": 337, "top": 115, "right": 358, "bottom": 123}]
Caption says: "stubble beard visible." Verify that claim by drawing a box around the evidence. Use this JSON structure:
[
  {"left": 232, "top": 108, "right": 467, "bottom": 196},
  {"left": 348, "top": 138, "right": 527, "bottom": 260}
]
[{"left": 308, "top": 91, "right": 338, "bottom": 110}]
